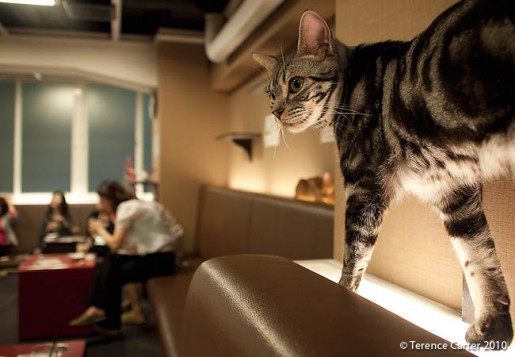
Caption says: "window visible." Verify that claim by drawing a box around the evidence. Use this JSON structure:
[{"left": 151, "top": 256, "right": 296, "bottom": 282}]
[
  {"left": 87, "top": 84, "right": 136, "bottom": 192},
  {"left": 0, "top": 81, "right": 15, "bottom": 192},
  {"left": 22, "top": 82, "right": 74, "bottom": 192},
  {"left": 0, "top": 79, "right": 154, "bottom": 202}
]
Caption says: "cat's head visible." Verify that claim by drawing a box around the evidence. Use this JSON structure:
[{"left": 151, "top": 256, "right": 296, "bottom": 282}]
[{"left": 253, "top": 11, "right": 345, "bottom": 133}]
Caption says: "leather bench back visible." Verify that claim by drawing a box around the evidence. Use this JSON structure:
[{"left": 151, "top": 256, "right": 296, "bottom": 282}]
[
  {"left": 196, "top": 185, "right": 334, "bottom": 260},
  {"left": 181, "top": 255, "right": 473, "bottom": 357}
]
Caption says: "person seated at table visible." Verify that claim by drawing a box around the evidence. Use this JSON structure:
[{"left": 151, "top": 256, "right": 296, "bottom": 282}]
[
  {"left": 80, "top": 204, "right": 115, "bottom": 257},
  {"left": 39, "top": 191, "right": 73, "bottom": 247},
  {"left": 69, "top": 180, "right": 183, "bottom": 335},
  {"left": 78, "top": 204, "right": 147, "bottom": 325},
  {"left": 0, "top": 195, "right": 18, "bottom": 258}
]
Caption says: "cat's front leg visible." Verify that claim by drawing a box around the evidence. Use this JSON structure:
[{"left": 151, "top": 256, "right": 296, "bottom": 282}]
[
  {"left": 435, "top": 185, "right": 513, "bottom": 347},
  {"left": 338, "top": 182, "right": 389, "bottom": 291}
]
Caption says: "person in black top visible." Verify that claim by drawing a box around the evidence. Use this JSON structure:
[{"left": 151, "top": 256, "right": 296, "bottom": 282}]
[
  {"left": 39, "top": 191, "right": 72, "bottom": 248},
  {"left": 85, "top": 205, "right": 115, "bottom": 256}
]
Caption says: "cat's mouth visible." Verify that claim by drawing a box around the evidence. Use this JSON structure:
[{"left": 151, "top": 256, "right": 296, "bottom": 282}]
[
  {"left": 281, "top": 118, "right": 309, "bottom": 132},
  {"left": 282, "top": 115, "right": 329, "bottom": 133}
]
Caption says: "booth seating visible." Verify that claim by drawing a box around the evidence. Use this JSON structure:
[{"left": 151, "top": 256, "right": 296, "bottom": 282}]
[
  {"left": 147, "top": 186, "right": 473, "bottom": 356},
  {"left": 147, "top": 185, "right": 334, "bottom": 357},
  {"left": 0, "top": 203, "right": 95, "bottom": 270},
  {"left": 11, "top": 204, "right": 96, "bottom": 254}
]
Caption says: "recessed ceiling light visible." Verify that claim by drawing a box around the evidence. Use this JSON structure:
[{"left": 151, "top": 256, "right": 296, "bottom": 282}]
[{"left": 0, "top": 0, "right": 57, "bottom": 6}]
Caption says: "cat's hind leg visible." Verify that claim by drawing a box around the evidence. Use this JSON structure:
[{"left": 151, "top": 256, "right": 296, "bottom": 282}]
[
  {"left": 434, "top": 184, "right": 513, "bottom": 347},
  {"left": 339, "top": 181, "right": 389, "bottom": 291}
]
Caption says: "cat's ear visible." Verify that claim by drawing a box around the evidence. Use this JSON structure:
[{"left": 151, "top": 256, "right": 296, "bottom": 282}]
[
  {"left": 297, "top": 11, "right": 334, "bottom": 57},
  {"left": 253, "top": 54, "right": 279, "bottom": 73}
]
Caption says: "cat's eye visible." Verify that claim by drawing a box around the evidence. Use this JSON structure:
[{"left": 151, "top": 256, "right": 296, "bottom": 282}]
[{"left": 289, "top": 77, "right": 304, "bottom": 93}]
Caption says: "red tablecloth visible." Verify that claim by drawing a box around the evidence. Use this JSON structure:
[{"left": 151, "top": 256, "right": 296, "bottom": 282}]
[
  {"left": 0, "top": 340, "right": 85, "bottom": 357},
  {"left": 18, "top": 254, "right": 96, "bottom": 340}
]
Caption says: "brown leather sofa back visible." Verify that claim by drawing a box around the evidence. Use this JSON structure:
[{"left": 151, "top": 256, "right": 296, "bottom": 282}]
[
  {"left": 11, "top": 204, "right": 96, "bottom": 254},
  {"left": 196, "top": 186, "right": 334, "bottom": 260},
  {"left": 180, "top": 255, "right": 473, "bottom": 357}
]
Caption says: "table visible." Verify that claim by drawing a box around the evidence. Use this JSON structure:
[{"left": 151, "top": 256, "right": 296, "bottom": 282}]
[
  {"left": 18, "top": 254, "right": 96, "bottom": 340},
  {"left": 42, "top": 236, "right": 88, "bottom": 254},
  {"left": 0, "top": 340, "right": 85, "bottom": 357}
]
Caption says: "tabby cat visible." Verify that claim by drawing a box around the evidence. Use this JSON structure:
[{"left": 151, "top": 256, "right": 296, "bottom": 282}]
[{"left": 254, "top": 0, "right": 514, "bottom": 346}]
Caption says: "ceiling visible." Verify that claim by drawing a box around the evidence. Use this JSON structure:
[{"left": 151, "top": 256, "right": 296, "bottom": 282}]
[
  {"left": 0, "top": 0, "right": 231, "bottom": 41},
  {"left": 0, "top": 0, "right": 335, "bottom": 92}
]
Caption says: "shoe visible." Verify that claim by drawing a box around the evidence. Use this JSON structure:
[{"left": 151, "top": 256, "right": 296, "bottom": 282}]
[
  {"left": 69, "top": 312, "right": 106, "bottom": 326},
  {"left": 121, "top": 311, "right": 146, "bottom": 325}
]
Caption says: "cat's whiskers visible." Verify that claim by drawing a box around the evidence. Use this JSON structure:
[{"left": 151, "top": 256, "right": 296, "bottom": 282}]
[
  {"left": 280, "top": 126, "right": 293, "bottom": 151},
  {"left": 321, "top": 104, "right": 372, "bottom": 129},
  {"left": 272, "top": 136, "right": 278, "bottom": 160},
  {"left": 326, "top": 110, "right": 353, "bottom": 127},
  {"left": 327, "top": 104, "right": 371, "bottom": 117}
]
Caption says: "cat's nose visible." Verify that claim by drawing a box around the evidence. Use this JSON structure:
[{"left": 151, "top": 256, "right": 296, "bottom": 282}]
[{"left": 273, "top": 108, "right": 284, "bottom": 119}]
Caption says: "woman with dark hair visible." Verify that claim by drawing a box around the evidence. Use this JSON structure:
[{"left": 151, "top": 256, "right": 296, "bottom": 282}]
[
  {"left": 70, "top": 180, "right": 183, "bottom": 335},
  {"left": 0, "top": 196, "right": 18, "bottom": 257},
  {"left": 39, "top": 191, "right": 72, "bottom": 247}
]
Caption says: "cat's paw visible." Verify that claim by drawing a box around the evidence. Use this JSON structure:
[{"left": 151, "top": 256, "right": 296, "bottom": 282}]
[
  {"left": 465, "top": 313, "right": 513, "bottom": 349},
  {"left": 338, "top": 273, "right": 362, "bottom": 291}
]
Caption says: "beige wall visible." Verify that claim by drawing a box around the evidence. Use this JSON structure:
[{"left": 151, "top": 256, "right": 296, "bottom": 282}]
[
  {"left": 483, "top": 181, "right": 515, "bottom": 326},
  {"left": 228, "top": 76, "right": 337, "bottom": 198},
  {"left": 157, "top": 43, "right": 230, "bottom": 252},
  {"left": 156, "top": 40, "right": 337, "bottom": 251},
  {"left": 334, "top": 0, "right": 515, "bottom": 314}
]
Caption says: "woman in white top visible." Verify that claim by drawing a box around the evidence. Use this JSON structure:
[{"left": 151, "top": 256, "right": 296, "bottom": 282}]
[{"left": 70, "top": 180, "right": 183, "bottom": 335}]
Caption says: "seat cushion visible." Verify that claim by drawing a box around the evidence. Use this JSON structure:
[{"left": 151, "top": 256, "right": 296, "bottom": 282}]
[{"left": 147, "top": 258, "right": 202, "bottom": 357}]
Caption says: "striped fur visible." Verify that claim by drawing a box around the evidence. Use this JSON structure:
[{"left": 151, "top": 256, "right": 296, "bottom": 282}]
[{"left": 255, "top": 0, "right": 515, "bottom": 347}]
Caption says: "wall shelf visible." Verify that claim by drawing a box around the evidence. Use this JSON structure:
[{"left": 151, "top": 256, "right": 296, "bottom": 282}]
[{"left": 216, "top": 132, "right": 261, "bottom": 161}]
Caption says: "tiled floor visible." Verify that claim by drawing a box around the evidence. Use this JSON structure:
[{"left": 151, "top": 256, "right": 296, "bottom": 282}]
[{"left": 296, "top": 259, "right": 514, "bottom": 357}]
